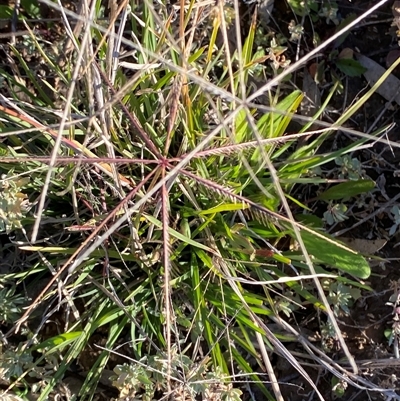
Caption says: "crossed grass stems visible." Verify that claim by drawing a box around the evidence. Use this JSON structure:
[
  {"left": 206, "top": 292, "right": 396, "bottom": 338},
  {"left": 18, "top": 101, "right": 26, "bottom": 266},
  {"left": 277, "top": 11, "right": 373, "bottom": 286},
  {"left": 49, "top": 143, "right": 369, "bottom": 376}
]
[{"left": 1, "top": 0, "right": 400, "bottom": 400}]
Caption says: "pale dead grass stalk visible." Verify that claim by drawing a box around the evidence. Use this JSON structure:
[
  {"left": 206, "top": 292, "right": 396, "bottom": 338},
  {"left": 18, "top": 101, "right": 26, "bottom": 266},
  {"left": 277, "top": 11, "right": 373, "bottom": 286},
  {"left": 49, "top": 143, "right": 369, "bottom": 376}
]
[{"left": 31, "top": 0, "right": 98, "bottom": 243}]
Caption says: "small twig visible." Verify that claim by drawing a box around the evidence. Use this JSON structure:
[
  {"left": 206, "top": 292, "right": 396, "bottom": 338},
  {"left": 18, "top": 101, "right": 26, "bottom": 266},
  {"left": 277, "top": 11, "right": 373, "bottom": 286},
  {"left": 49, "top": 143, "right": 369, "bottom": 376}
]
[{"left": 110, "top": 2, "right": 130, "bottom": 85}]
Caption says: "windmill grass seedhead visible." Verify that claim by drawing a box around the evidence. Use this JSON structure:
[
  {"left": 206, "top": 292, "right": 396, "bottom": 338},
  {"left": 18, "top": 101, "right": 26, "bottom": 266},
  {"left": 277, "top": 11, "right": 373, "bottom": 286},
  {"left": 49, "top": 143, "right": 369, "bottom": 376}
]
[{"left": 0, "top": 0, "right": 395, "bottom": 400}]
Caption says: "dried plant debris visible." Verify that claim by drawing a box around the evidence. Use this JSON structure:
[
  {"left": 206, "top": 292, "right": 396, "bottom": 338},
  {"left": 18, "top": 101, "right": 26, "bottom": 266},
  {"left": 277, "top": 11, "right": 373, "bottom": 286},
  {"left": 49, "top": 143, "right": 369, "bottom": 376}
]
[{"left": 356, "top": 54, "right": 400, "bottom": 106}]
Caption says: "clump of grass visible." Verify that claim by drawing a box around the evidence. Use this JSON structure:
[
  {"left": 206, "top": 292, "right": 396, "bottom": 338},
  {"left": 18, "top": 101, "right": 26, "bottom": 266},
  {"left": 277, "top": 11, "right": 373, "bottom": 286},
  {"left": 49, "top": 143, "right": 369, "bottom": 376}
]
[{"left": 0, "top": 0, "right": 397, "bottom": 400}]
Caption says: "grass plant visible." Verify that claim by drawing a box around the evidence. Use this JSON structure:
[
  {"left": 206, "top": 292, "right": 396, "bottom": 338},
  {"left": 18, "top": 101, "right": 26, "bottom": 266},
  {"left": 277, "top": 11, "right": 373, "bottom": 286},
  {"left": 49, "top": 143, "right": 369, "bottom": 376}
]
[{"left": 0, "top": 0, "right": 397, "bottom": 400}]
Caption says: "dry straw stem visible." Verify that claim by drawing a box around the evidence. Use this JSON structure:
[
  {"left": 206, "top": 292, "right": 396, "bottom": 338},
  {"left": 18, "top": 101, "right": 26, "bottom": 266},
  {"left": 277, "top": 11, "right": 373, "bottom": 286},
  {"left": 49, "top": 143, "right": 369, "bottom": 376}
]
[{"left": 31, "top": 0, "right": 99, "bottom": 243}]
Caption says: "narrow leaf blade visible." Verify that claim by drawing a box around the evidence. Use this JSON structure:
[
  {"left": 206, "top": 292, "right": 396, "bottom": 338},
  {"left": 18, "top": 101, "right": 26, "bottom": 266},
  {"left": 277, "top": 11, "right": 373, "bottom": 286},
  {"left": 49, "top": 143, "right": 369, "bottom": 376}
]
[
  {"left": 299, "top": 231, "right": 370, "bottom": 279},
  {"left": 318, "top": 179, "right": 375, "bottom": 201}
]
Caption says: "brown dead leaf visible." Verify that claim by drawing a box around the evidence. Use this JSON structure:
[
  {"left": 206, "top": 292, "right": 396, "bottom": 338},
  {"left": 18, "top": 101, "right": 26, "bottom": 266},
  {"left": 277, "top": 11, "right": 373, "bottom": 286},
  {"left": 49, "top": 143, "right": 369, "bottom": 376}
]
[
  {"left": 386, "top": 50, "right": 400, "bottom": 69},
  {"left": 308, "top": 62, "right": 318, "bottom": 79},
  {"left": 355, "top": 54, "right": 400, "bottom": 105},
  {"left": 337, "top": 237, "right": 387, "bottom": 255},
  {"left": 338, "top": 47, "right": 354, "bottom": 59}
]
